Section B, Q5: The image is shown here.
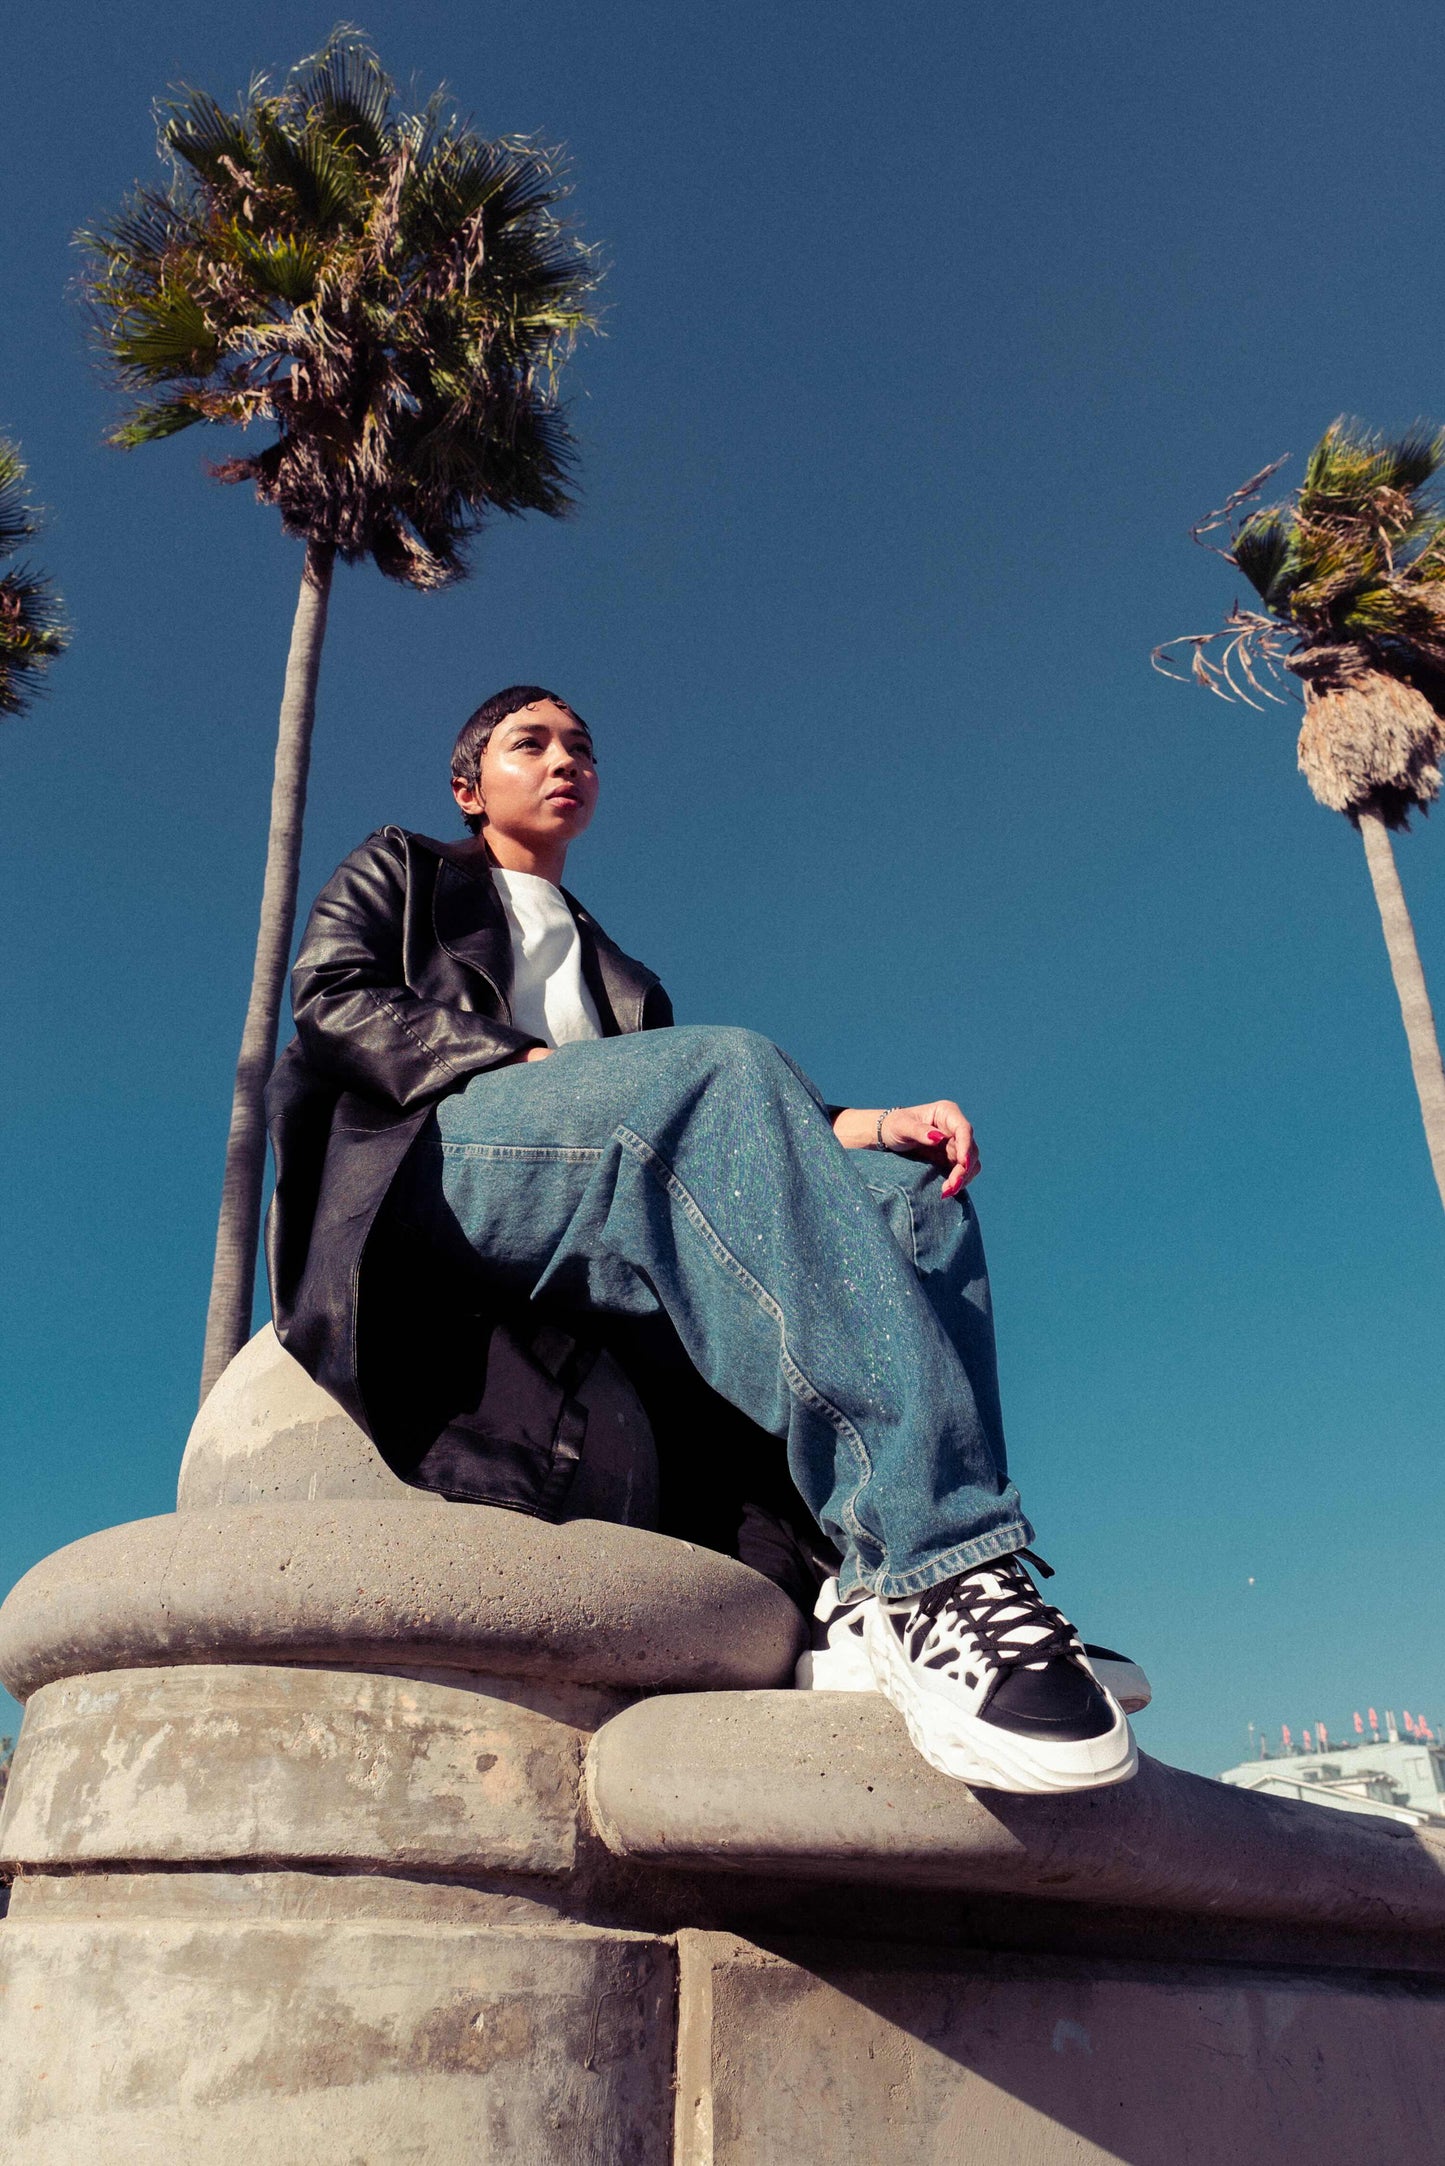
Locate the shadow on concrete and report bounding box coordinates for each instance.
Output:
[710,1939,1445,2164]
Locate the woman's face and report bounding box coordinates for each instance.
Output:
[454,700,599,850]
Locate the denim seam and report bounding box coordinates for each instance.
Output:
[613,1124,875,1548]
[864,1180,919,1270]
[855,1519,1035,1602]
[438,1143,605,1165]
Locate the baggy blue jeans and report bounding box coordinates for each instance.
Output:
[397,1024,1032,1599]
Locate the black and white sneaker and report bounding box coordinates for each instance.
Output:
[1078,1643,1151,1716]
[864,1550,1138,1792]
[794,1578,874,1690]
[795,1575,1151,1714]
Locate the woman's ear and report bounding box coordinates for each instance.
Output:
[452,773,485,822]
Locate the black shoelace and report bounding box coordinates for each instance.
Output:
[911,1549,1080,1674]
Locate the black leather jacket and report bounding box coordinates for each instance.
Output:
[264,825,673,1514]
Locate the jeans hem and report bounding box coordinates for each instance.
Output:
[840,1516,1035,1602]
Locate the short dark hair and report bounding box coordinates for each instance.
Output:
[450,684,590,835]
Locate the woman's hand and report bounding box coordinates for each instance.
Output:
[887,1101,979,1198]
[832,1100,980,1199]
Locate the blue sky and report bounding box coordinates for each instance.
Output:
[3,0,1444,1774]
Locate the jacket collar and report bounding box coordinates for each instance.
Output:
[404,830,658,1033]
[412,832,515,1010]
[428,834,494,876]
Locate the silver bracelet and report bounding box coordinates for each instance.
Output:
[875,1107,900,1151]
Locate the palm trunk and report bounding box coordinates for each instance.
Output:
[1357,803,1445,1213]
[198,540,336,1401]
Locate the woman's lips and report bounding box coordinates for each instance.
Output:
[547,791,583,809]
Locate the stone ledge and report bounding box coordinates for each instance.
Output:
[0,1665,617,1878]
[585,1690,1445,1936]
[0,1504,804,1700]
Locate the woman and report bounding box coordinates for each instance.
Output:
[266,685,1143,1796]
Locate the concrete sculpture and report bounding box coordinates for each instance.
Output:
[2,1328,1444,2162]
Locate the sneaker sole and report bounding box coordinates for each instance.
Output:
[863,1604,1139,1794]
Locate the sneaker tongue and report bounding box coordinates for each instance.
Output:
[960,1567,1056,1662]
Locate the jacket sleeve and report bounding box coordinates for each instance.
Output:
[291,833,538,1109]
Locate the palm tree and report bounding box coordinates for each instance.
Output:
[0,442,68,717]
[78,31,599,1399]
[1156,419,1445,1211]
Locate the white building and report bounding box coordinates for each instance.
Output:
[1219,1725,1445,1828]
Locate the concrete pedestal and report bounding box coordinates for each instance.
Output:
[671,1929,1445,2165]
[1,1883,673,2166]
[3,1331,1445,2162]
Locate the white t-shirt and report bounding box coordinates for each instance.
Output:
[492,866,604,1048]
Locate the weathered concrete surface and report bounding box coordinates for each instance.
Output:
[178,1326,435,1510]
[672,1928,1445,2165]
[179,1325,661,1529]
[0,1664,622,1876]
[0,1503,804,1701]
[6,1868,578,1930]
[587,1690,1445,1933]
[0,1914,675,2166]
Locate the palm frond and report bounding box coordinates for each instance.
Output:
[111,396,210,446]
[0,441,69,719]
[290,28,395,161]
[228,227,323,303]
[161,89,258,184]
[1378,427,1444,495]
[1152,605,1293,710]
[398,135,522,247]
[81,187,197,271]
[252,108,365,229]
[1231,511,1293,606]
[1340,585,1413,637]
[1298,417,1445,529]
[109,286,221,377]
[0,444,41,553]
[1189,455,1291,558]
